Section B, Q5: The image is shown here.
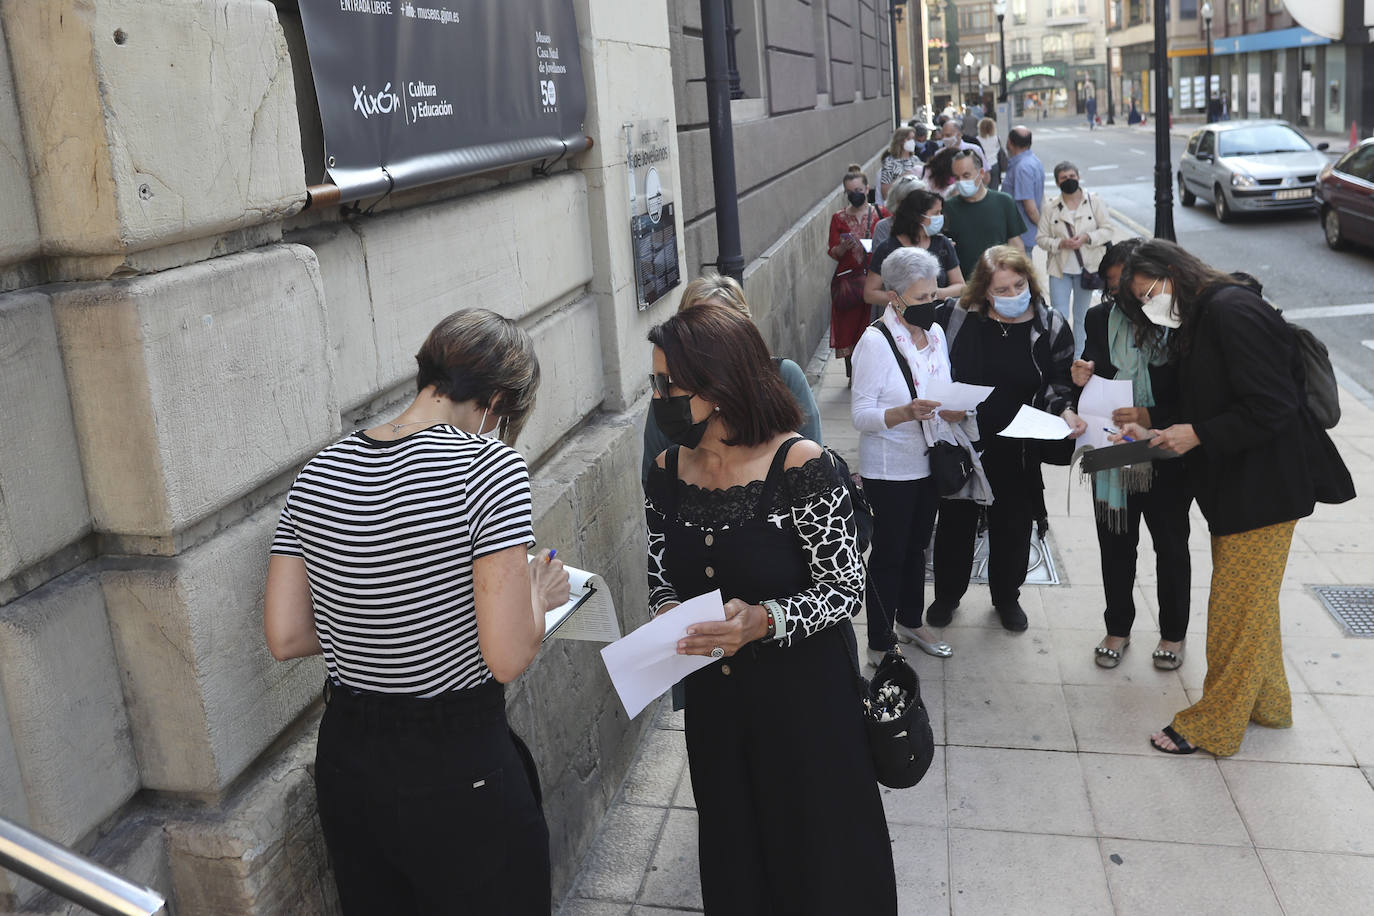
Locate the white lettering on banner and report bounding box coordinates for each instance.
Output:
[352,82,400,119]
[408,81,437,97]
[535,27,563,111]
[340,0,393,14]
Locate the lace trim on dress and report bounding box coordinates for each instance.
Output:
[646,455,838,528]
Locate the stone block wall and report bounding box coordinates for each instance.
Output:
[0,0,890,912]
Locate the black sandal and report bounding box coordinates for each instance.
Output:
[1150,725,1198,755]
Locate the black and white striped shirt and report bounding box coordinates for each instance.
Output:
[270,425,534,696]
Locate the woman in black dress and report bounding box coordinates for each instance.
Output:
[863,188,966,313]
[643,303,896,914]
[928,245,1085,632]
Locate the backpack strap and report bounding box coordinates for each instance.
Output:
[757,436,804,521]
[944,304,969,348]
[874,320,918,400]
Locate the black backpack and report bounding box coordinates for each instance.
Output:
[1283,317,1341,430]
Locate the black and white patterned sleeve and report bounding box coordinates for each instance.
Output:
[773,460,864,646]
[645,496,680,618]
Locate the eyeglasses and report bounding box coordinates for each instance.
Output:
[896,291,941,307]
[649,372,678,398]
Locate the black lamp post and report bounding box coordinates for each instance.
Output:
[993,0,1008,102]
[890,1,908,127]
[1106,36,1115,124]
[1153,0,1176,241]
[1202,1,1215,122]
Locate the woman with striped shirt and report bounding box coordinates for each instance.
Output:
[265,309,569,914]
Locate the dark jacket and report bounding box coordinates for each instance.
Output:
[1077,301,1183,428]
[1180,285,1354,535]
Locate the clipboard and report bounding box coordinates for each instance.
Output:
[1076,438,1179,473]
[538,560,622,643]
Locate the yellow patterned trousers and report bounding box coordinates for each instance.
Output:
[1171,519,1297,757]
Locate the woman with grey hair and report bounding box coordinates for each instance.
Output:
[849,246,966,663]
[265,308,569,913]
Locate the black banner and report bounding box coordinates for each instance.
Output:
[298,0,587,201]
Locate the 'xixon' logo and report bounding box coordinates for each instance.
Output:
[352,83,400,119]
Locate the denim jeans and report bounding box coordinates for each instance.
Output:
[1048,273,1093,358]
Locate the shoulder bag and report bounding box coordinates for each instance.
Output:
[1062,195,1102,290]
[874,321,973,497]
[854,646,936,789]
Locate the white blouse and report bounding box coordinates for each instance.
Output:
[850,309,953,481]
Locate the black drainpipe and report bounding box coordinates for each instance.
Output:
[700,0,745,282]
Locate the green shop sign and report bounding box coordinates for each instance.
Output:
[1006,65,1060,84]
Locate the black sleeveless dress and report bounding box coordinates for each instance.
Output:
[645,439,897,915]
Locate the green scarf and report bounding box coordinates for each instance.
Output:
[1092,305,1170,533]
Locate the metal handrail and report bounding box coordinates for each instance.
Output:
[0,816,167,916]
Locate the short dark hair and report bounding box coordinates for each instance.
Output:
[892,189,942,239]
[1053,160,1079,181]
[1008,127,1032,149]
[1099,237,1143,277]
[951,148,984,171]
[647,303,802,447]
[924,147,959,187]
[415,309,540,443]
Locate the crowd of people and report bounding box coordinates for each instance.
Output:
[257,108,1352,914]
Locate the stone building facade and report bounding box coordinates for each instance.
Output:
[0,1,891,912]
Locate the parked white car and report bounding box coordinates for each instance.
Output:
[1178,120,1332,223]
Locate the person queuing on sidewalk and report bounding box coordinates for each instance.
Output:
[1112,240,1354,756]
[871,173,923,249]
[922,146,961,198]
[864,189,965,315]
[939,118,988,174]
[644,303,897,914]
[942,150,1028,279]
[851,247,962,664]
[927,246,1085,632]
[1069,239,1192,673]
[265,309,569,915]
[878,126,922,208]
[640,273,822,488]
[827,164,888,383]
[1036,160,1116,357]
[999,127,1044,254]
[977,117,1005,191]
[911,122,939,161]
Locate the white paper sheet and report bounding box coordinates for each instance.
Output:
[541,561,622,643]
[998,404,1073,440]
[922,378,996,412]
[860,238,873,253]
[600,590,728,719]
[1076,376,1135,451]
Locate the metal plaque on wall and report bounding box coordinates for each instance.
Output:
[298,0,587,202]
[626,119,680,309]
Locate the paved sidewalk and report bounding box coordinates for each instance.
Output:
[560,356,1374,915]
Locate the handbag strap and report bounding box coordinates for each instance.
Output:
[756,436,803,521]
[874,320,918,400]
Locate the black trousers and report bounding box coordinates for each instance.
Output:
[863,475,939,649]
[684,623,897,915]
[314,680,550,915]
[932,441,1037,608]
[1096,463,1193,642]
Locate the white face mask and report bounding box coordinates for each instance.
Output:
[1140,279,1181,329]
[903,138,917,153]
[478,407,503,440]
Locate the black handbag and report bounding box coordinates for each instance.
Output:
[874,321,973,496]
[1062,208,1102,290]
[855,644,936,789]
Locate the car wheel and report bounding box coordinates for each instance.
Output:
[1322,206,1347,251]
[1178,174,1196,206]
[1213,185,1233,223]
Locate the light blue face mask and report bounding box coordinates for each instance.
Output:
[992,288,1032,319]
[926,213,945,235]
[955,178,980,198]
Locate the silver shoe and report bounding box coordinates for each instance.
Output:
[895,623,953,658]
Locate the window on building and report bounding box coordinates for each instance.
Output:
[1179,0,1197,18]
[959,4,993,32]
[1043,34,1065,60]
[1227,0,1241,22]
[1127,0,1150,26]
[1109,1,1123,27]
[1012,0,1028,25]
[1073,33,1094,60]
[1267,0,1283,11]
[1046,0,1087,15]
[1011,37,1032,64]
[1246,0,1260,15]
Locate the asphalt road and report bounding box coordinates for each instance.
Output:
[1020,117,1374,400]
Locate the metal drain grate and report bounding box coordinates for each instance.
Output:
[1311,586,1374,637]
[926,529,1061,586]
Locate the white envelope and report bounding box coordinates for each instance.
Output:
[599,590,728,719]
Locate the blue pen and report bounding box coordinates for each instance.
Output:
[1104,427,1135,443]
[546,548,557,563]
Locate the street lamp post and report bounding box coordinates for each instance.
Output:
[890,0,907,128]
[963,50,975,112]
[1202,2,1215,123]
[993,0,1008,102]
[1152,0,1175,241]
[1106,36,1115,124]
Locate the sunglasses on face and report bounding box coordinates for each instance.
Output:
[649,372,678,398]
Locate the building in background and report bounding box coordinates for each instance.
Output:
[1107,0,1205,121]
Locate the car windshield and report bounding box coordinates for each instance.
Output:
[1218,125,1311,157]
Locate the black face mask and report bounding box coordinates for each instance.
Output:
[902,301,937,330]
[652,395,711,449]
[1058,178,1080,195]
[846,189,867,207]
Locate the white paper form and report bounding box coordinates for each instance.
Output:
[542,562,622,643]
[860,238,873,253]
[600,590,728,719]
[998,404,1074,440]
[1076,376,1135,451]
[922,378,996,412]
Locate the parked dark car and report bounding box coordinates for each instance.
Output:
[1315,137,1374,251]
[1177,120,1331,222]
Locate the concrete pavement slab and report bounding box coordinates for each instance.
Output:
[1080,754,1251,847]
[946,746,1095,837]
[948,828,1113,916]
[1220,760,1374,855]
[1258,848,1374,916]
[1100,839,1282,916]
